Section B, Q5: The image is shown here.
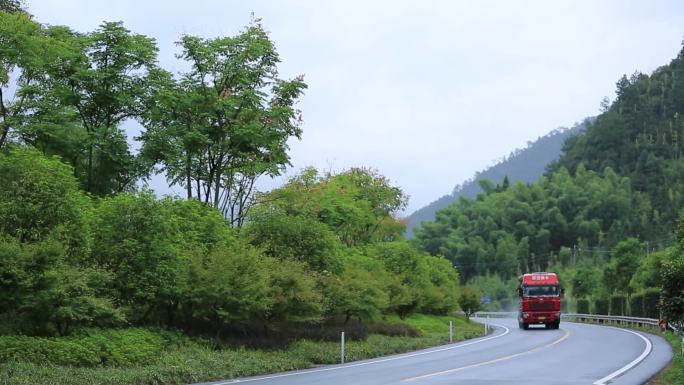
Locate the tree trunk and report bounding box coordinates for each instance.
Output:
[0,88,9,149]
[87,138,94,193]
[0,125,8,150]
[213,155,223,208]
[185,150,192,200]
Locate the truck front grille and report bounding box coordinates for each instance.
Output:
[529,301,555,310]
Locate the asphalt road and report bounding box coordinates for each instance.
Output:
[195,318,673,385]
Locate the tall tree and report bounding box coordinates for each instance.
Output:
[141,19,306,226]
[31,22,159,195]
[0,11,49,149]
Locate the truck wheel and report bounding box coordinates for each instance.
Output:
[553,320,560,329]
[521,323,529,330]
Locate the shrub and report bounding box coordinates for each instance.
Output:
[0,148,90,254]
[576,298,590,314]
[367,322,420,337]
[0,336,100,366]
[0,329,167,367]
[629,294,644,317]
[610,294,627,316]
[643,287,661,319]
[457,287,482,320]
[594,298,609,315]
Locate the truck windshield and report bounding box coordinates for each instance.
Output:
[524,285,558,297]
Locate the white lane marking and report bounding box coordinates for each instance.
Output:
[402,327,571,382]
[593,327,652,385]
[212,324,511,384]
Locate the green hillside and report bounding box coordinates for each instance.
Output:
[405,120,589,237]
[413,41,684,321]
[553,45,684,238]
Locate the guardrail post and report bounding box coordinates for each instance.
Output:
[340,331,345,364]
[450,320,454,343]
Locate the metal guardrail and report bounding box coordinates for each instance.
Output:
[471,311,517,319]
[470,311,669,331]
[470,311,684,354]
[561,313,660,329]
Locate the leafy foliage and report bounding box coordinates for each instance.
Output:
[90,191,182,324]
[594,298,609,315]
[16,22,159,195]
[629,293,644,317]
[643,288,661,319]
[140,20,306,225]
[0,13,473,385]
[0,11,54,149]
[576,298,590,314]
[609,294,627,316]
[258,167,408,246]
[323,257,389,324]
[457,287,482,320]
[244,211,341,272]
[414,165,640,282]
[553,43,684,239]
[661,256,684,328]
[0,148,89,253]
[604,238,642,294]
[0,238,122,336]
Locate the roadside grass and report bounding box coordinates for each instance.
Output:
[649,331,684,385]
[0,314,484,385]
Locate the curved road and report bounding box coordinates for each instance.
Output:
[196,318,672,385]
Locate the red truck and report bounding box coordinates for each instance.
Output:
[517,272,562,330]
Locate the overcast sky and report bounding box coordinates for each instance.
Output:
[28,1,684,214]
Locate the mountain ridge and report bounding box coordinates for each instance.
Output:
[404,119,592,237]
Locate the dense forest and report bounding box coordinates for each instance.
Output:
[405,120,589,237]
[0,5,462,341]
[413,40,684,325]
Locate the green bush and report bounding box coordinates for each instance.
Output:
[0,315,484,385]
[629,294,644,317]
[594,298,609,315]
[0,329,167,367]
[643,288,661,319]
[576,298,590,314]
[0,336,100,366]
[610,294,627,316]
[367,322,420,337]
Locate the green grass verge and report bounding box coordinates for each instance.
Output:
[649,331,684,385]
[0,314,484,385]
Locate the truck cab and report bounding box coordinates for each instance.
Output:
[517,272,562,330]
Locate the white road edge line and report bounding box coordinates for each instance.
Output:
[593,327,653,385]
[402,327,571,382]
[211,324,511,384]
